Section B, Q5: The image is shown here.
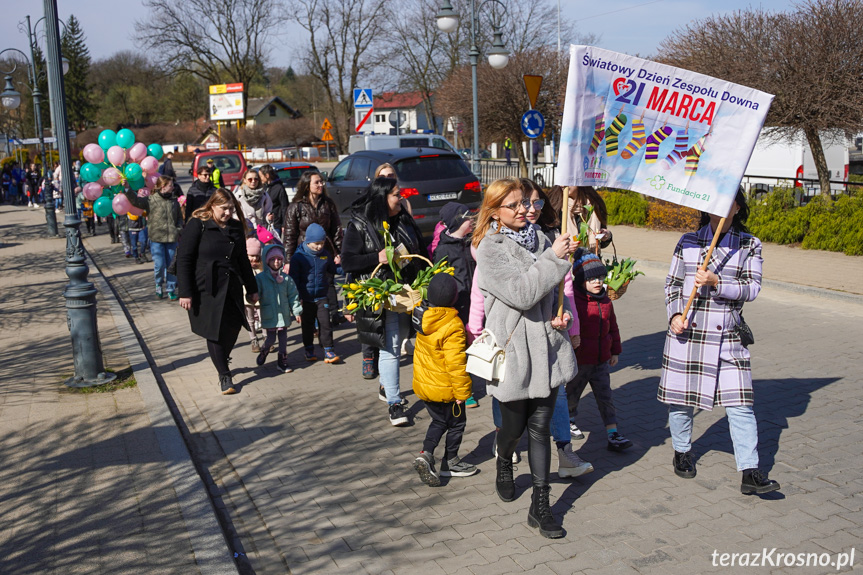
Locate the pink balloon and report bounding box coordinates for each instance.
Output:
[83,182,102,201]
[140,156,159,175]
[145,173,159,188]
[83,143,104,164]
[112,194,131,216]
[107,145,126,166]
[128,142,147,163]
[137,188,151,197]
[128,204,143,217]
[102,167,122,186]
[97,176,108,188]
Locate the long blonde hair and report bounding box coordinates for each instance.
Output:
[374,163,396,178]
[192,188,249,236]
[472,177,523,248]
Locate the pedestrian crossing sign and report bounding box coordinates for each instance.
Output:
[353,88,373,108]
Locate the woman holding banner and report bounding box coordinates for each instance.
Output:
[474,177,578,538]
[659,189,779,495]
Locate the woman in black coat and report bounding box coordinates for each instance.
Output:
[177,189,259,395]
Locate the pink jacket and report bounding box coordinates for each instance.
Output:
[466,243,579,343]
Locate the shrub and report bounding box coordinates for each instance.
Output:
[802,194,863,255]
[599,189,649,226]
[646,199,701,231]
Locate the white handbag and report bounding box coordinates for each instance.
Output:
[465,329,508,383]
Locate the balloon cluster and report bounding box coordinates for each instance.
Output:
[80,129,165,218]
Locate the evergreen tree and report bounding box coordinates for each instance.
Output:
[60,15,94,130]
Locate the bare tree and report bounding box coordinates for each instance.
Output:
[658,0,863,196]
[136,0,280,111]
[293,0,389,152]
[436,47,568,176]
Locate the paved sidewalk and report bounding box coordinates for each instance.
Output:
[3,203,862,575]
[0,206,207,574]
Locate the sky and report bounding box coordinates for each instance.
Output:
[0,0,791,72]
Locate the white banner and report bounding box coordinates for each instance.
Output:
[558,45,774,217]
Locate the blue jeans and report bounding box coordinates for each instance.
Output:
[151,241,177,292]
[668,404,759,471]
[493,386,569,443]
[380,310,409,405]
[129,230,144,257]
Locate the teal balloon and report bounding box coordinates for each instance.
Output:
[124,163,143,181]
[110,185,124,196]
[81,162,103,183]
[98,129,117,150]
[128,177,146,191]
[93,196,113,218]
[147,143,163,160]
[116,129,136,149]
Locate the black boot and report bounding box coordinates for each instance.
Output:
[495,457,516,502]
[673,451,696,478]
[527,485,564,539]
[741,469,780,495]
[219,373,236,395]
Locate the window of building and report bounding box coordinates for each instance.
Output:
[269,105,277,117]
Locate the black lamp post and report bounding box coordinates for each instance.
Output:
[0,15,71,237]
[42,0,114,387]
[436,0,510,178]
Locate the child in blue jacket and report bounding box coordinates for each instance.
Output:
[256,243,303,373]
[289,223,342,364]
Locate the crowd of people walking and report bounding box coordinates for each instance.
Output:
[5,151,780,538]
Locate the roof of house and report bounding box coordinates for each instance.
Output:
[246,97,301,119]
[372,91,427,110]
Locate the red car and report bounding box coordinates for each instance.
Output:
[191,150,250,189]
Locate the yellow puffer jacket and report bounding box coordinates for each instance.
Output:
[412,307,472,403]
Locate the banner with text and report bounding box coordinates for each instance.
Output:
[557,45,774,217]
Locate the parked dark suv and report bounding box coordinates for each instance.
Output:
[324,148,481,235]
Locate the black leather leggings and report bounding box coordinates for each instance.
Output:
[496,394,556,488]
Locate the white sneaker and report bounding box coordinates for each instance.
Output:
[401,337,415,356]
[570,422,585,440]
[493,430,519,464]
[557,444,594,478]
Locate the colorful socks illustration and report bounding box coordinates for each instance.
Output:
[589,114,605,155]
[621,119,646,159]
[685,134,710,175]
[604,113,628,156]
[662,129,690,170]
[644,126,673,164]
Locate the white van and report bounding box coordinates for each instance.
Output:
[744,132,849,196]
[348,134,458,155]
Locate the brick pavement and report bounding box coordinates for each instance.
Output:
[83,208,863,574]
[4,202,862,574]
[0,206,203,574]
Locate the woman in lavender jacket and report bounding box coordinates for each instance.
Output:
[659,189,779,495]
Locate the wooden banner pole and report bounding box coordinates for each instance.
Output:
[557,187,569,318]
[681,215,727,319]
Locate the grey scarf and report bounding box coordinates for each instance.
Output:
[238,183,265,208]
[492,220,538,255]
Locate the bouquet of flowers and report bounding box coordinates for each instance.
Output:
[342,220,454,313]
[604,255,644,300]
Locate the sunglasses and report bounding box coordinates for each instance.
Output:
[245,177,260,182]
[501,199,545,211]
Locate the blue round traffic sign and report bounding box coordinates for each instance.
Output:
[521,110,545,139]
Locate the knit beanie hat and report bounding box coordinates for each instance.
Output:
[439,202,471,233]
[426,272,458,308]
[246,237,262,257]
[265,244,285,265]
[572,249,607,287]
[305,223,326,244]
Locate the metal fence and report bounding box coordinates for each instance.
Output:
[476,159,557,188]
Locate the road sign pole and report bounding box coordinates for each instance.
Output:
[530,140,534,181]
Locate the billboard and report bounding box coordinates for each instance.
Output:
[557,46,774,217]
[209,83,244,121]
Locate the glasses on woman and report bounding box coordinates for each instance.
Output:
[245,177,260,183]
[501,199,544,211]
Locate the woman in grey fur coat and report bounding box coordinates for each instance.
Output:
[474,177,578,539]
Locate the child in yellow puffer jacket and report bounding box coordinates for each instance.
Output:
[412,273,476,487]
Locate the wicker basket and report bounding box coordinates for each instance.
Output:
[369,254,433,313]
[607,280,630,301]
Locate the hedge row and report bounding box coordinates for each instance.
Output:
[598,187,863,256]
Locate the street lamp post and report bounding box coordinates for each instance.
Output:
[436,0,510,179]
[43,0,114,388]
[0,15,70,237]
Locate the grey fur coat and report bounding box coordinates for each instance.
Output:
[476,229,578,402]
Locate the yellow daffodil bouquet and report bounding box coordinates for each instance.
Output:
[342,220,454,314]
